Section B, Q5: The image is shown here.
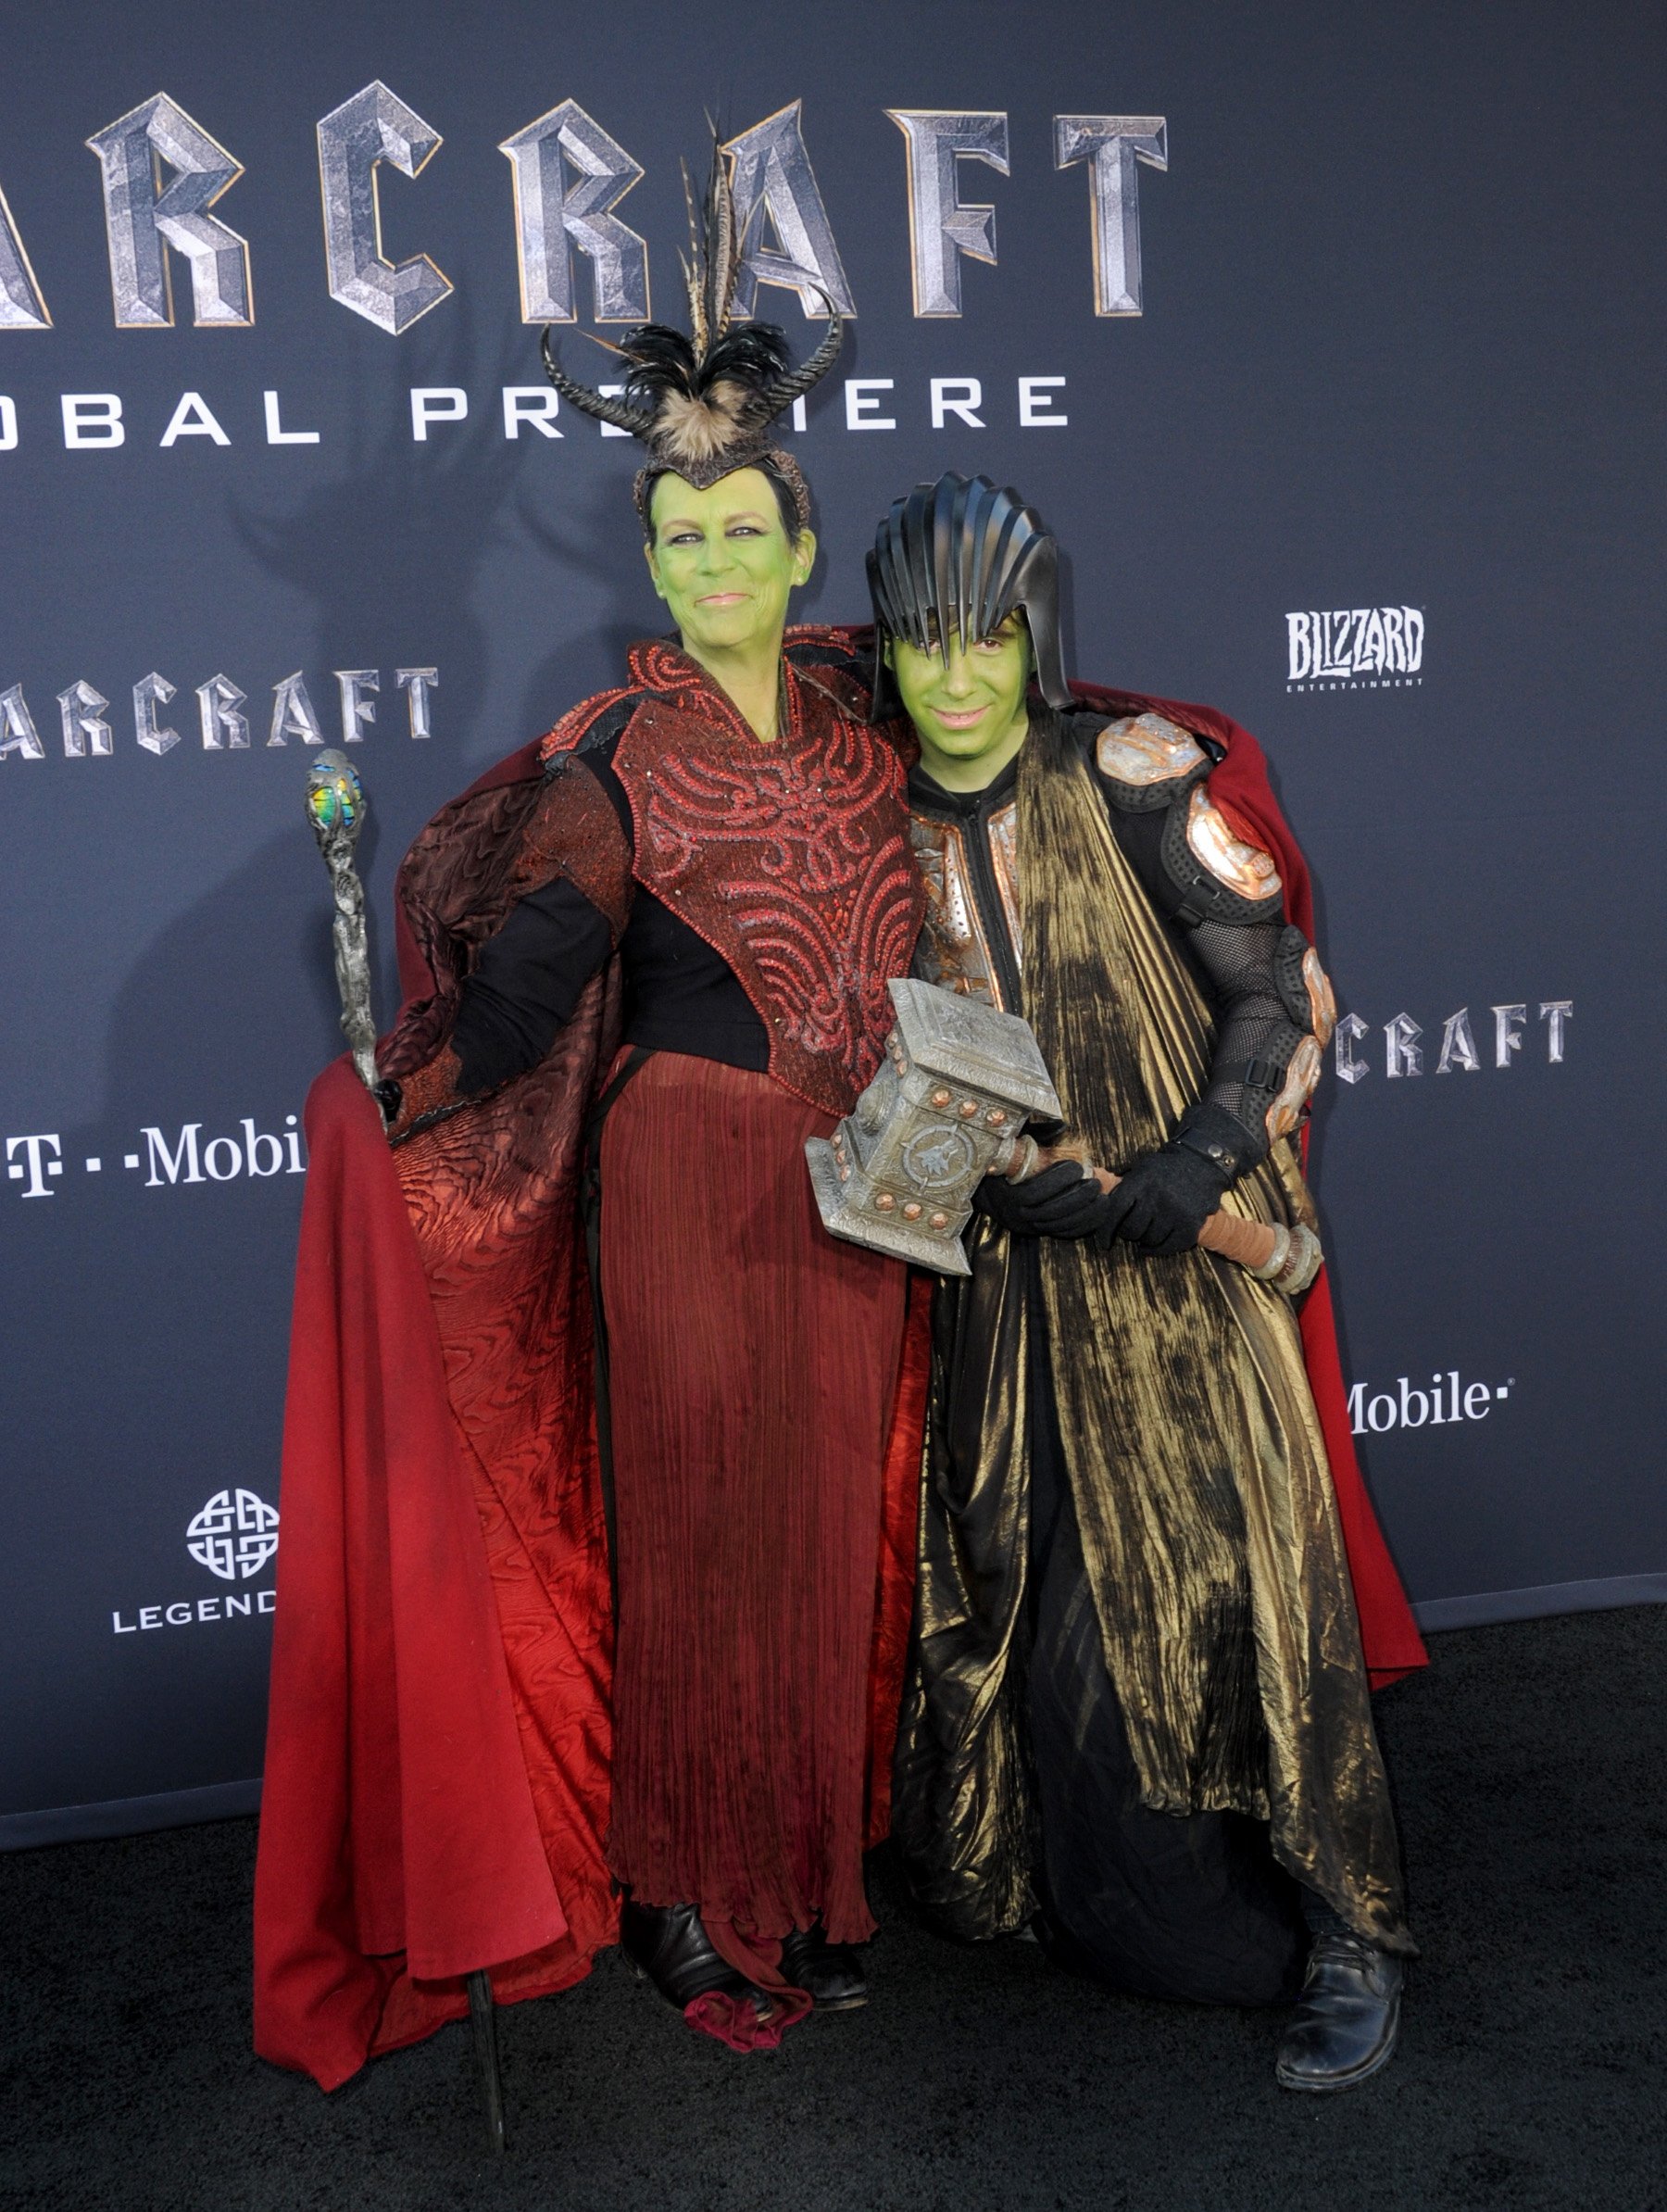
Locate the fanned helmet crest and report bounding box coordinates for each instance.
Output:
[868,473,1072,713]
[540,134,842,525]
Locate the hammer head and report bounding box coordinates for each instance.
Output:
[807,980,1062,1274]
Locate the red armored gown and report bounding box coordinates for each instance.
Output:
[254,634,928,2085]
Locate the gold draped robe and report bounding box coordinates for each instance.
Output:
[893,711,1410,1954]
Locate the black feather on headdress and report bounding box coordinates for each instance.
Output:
[539,131,842,506]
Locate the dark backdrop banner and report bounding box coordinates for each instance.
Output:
[3,0,1662,1847]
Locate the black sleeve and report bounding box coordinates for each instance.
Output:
[450,877,615,1095]
[1180,911,1303,1160]
[1102,798,1306,1170]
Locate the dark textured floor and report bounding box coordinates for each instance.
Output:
[4,1608,1666,2212]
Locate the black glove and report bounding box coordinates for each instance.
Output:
[1097,1137,1233,1257]
[972,1159,1109,1240]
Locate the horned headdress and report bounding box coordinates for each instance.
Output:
[540,138,842,529]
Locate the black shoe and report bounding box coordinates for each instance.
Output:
[779,1922,869,2011]
[620,1901,773,2020]
[1275,1928,1402,2093]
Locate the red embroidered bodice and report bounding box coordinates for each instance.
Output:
[570,637,923,1119]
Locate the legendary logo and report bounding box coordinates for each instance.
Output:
[1285,608,1423,691]
[186,1488,280,1581]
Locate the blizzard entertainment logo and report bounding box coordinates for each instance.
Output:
[1285,608,1423,691]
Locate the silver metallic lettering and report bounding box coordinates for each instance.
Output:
[499,101,649,323]
[1334,1011,1370,1085]
[1053,116,1167,315]
[269,672,326,747]
[58,680,113,758]
[1384,1012,1423,1078]
[1435,1007,1481,1073]
[724,104,855,320]
[86,94,252,329]
[196,674,249,749]
[0,180,50,328]
[133,672,181,757]
[396,667,437,738]
[887,111,1009,318]
[143,1124,203,1186]
[333,669,379,743]
[1538,999,1573,1062]
[0,684,44,760]
[316,82,452,334]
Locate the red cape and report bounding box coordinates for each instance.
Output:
[255,723,929,2093]
[1070,680,1428,1694]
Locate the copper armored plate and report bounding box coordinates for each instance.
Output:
[1095,712,1207,787]
[1185,786,1283,902]
[986,799,1023,969]
[1302,946,1338,1047]
[1266,1034,1323,1140]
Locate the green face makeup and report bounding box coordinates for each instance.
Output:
[645,468,814,660]
[888,615,1034,790]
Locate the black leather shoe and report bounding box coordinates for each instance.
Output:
[620,1900,772,2019]
[1275,1929,1402,2092]
[779,1922,869,2011]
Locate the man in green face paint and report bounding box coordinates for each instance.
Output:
[871,473,1426,2093]
[256,164,929,2087]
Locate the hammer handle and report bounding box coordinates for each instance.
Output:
[1027,1147,1318,1291]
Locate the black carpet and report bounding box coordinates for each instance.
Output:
[5,1608,1665,2212]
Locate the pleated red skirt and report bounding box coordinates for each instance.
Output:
[599,1050,908,1958]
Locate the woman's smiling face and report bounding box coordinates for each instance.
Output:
[645,469,815,656]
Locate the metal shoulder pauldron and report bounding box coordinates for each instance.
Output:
[1161,781,1285,924]
[1093,711,1212,811]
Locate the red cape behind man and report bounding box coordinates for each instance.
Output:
[253,656,1424,2092]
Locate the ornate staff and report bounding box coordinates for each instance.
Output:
[303,749,380,1096]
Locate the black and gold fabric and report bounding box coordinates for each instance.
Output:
[893,707,1411,1990]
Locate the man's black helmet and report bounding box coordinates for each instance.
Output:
[867,472,1071,716]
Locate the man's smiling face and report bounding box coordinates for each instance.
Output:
[887,612,1034,771]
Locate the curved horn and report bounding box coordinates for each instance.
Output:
[540,327,656,435]
[744,283,844,425]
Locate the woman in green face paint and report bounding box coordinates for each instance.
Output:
[641,466,817,738]
[305,161,926,2066]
